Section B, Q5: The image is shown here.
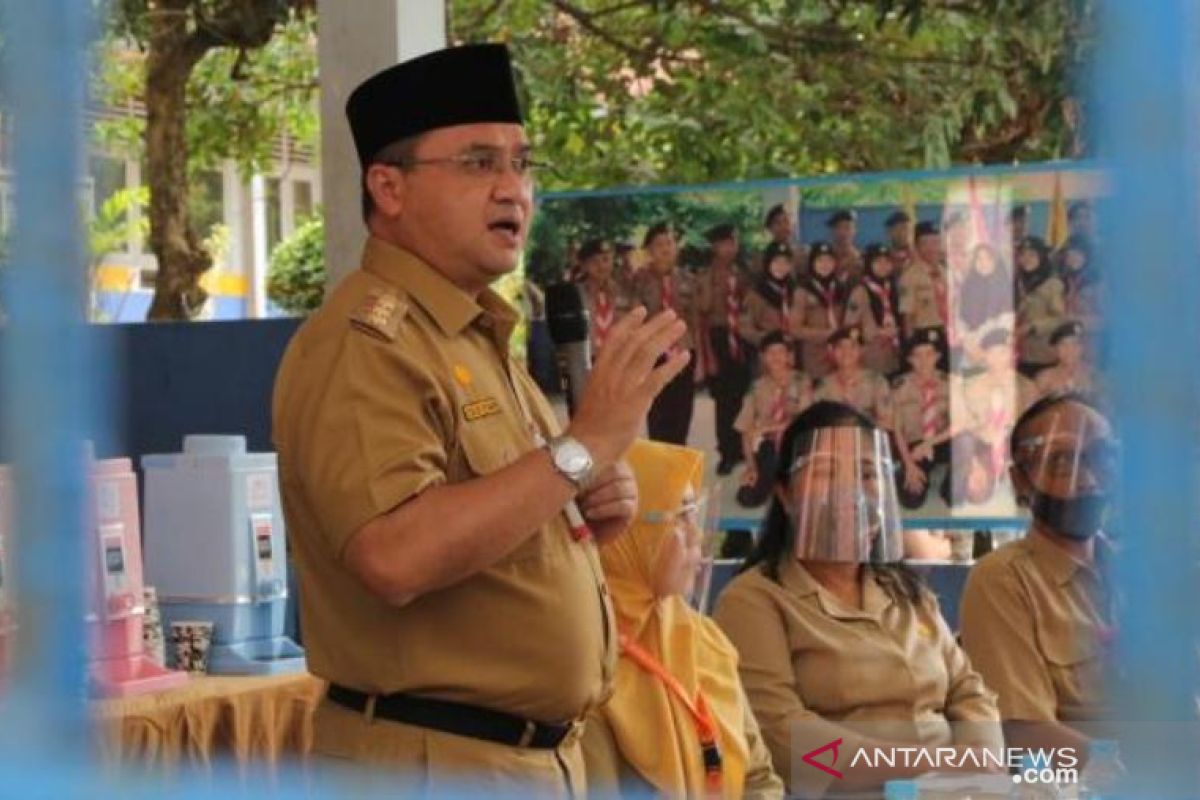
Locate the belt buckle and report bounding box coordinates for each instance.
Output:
[517,719,537,748]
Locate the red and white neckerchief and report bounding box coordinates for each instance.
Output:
[864,278,899,348]
[919,379,941,441]
[593,288,615,350]
[817,281,839,330]
[986,388,1012,478]
[724,271,742,360]
[768,381,789,448]
[660,275,685,355]
[661,274,675,312]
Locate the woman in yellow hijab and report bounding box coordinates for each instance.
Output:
[582,439,784,798]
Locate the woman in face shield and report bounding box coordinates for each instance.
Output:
[712,402,1003,797]
[582,439,785,799]
[960,392,1118,763]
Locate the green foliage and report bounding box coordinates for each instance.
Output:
[451,0,1093,190]
[93,7,318,178]
[267,215,324,314]
[88,186,148,264]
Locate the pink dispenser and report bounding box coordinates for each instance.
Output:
[86,455,187,697]
[0,466,13,687]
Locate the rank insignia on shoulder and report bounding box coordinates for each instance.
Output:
[351,289,407,341]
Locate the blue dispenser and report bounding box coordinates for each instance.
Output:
[142,435,304,675]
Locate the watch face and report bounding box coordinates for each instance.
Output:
[558,442,590,473]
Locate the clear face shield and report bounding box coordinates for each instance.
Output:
[784,426,905,563]
[640,486,719,608]
[1011,403,1118,541]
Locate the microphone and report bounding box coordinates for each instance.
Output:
[545,282,592,417]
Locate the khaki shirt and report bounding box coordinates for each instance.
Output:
[714,561,1002,797]
[891,372,951,445]
[833,242,864,284]
[890,244,914,273]
[791,283,844,379]
[1035,364,1100,398]
[734,373,814,440]
[1016,276,1066,366]
[632,267,701,352]
[739,288,788,348]
[698,262,749,331]
[898,258,947,333]
[581,683,785,799]
[960,534,1115,723]
[844,283,902,376]
[272,237,616,723]
[579,279,632,352]
[814,369,892,427]
[1063,276,1103,328]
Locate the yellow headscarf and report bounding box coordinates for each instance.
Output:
[598,439,749,798]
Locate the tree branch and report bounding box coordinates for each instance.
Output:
[551,0,657,62]
[468,0,509,30]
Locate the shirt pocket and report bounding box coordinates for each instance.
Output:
[1036,623,1103,711]
[458,415,549,566]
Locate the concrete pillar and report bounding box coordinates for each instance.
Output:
[249,174,269,319]
[317,0,446,292]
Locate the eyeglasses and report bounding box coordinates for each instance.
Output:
[382,152,554,180]
[1013,435,1120,481]
[641,500,703,529]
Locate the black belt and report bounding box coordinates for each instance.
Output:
[326,684,574,750]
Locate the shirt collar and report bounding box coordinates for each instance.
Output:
[360,236,518,343]
[779,559,894,621]
[1025,530,1107,587]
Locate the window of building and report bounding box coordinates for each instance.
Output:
[90,154,126,215]
[265,177,283,253]
[293,178,314,223]
[187,170,225,243]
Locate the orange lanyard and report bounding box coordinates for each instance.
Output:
[619,632,724,797]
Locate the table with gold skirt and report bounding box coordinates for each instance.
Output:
[92,673,325,773]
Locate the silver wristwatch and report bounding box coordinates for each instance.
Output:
[547,435,595,490]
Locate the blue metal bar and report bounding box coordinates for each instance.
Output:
[0,0,97,762]
[717,515,1030,533]
[1098,0,1200,793]
[539,159,1106,202]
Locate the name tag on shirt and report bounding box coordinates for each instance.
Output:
[462,397,501,422]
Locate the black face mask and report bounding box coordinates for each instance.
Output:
[1028,490,1109,541]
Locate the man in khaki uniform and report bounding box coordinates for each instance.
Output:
[733,331,812,508]
[885,210,914,273]
[957,329,1039,502]
[1035,320,1103,401]
[813,327,892,427]
[756,204,806,279]
[696,223,754,475]
[272,45,689,794]
[632,222,702,445]
[898,220,948,336]
[827,208,864,283]
[960,393,1118,759]
[576,238,631,354]
[891,327,952,509]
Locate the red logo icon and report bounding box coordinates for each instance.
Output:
[802,737,844,779]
